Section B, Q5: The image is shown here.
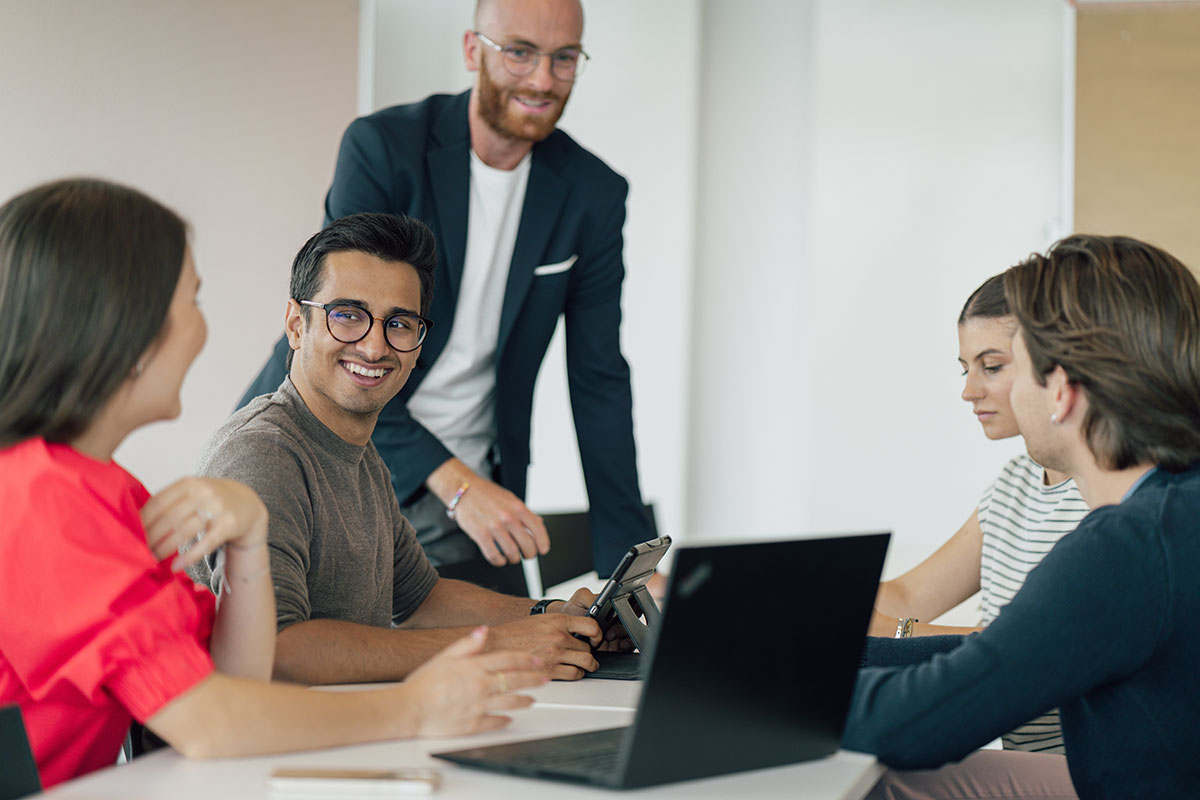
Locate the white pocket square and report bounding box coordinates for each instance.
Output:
[533,255,578,276]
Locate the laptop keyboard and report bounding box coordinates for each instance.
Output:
[497,726,627,777]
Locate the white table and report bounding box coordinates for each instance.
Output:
[39,678,883,799]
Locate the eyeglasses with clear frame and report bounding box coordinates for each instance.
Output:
[299,300,433,353]
[473,30,589,81]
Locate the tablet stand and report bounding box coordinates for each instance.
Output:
[612,584,661,652]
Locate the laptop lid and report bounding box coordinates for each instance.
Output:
[615,533,889,788]
[435,532,888,790]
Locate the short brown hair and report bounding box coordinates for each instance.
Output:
[0,179,186,448]
[1004,234,1200,471]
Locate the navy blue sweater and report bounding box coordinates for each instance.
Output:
[843,464,1200,799]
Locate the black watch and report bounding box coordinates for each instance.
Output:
[529,598,563,615]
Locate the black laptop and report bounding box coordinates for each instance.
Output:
[434,533,889,790]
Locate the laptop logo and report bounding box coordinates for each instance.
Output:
[676,560,713,599]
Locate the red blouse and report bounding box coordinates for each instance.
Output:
[0,438,216,787]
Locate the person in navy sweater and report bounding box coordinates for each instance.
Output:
[844,234,1200,800]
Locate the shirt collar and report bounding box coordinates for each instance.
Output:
[1121,466,1158,502]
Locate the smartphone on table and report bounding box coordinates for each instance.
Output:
[269,767,441,796]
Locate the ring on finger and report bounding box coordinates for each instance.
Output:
[197,508,215,539]
[180,508,214,553]
[179,530,203,554]
[497,671,510,693]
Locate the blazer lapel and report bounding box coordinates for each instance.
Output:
[427,93,471,301]
[498,149,567,355]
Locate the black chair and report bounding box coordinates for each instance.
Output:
[538,504,658,587]
[1,704,41,800]
[123,720,167,761]
[434,505,658,596]
[436,558,529,596]
[535,511,595,589]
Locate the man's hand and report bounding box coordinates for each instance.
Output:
[428,458,550,567]
[559,587,634,653]
[455,477,550,566]
[487,613,601,680]
[559,586,596,616]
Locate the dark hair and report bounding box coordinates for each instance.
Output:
[1004,234,1200,471]
[0,179,186,448]
[958,273,1010,324]
[290,213,436,315]
[286,213,436,369]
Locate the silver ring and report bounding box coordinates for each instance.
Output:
[178,530,204,554]
[197,508,214,539]
[178,509,214,554]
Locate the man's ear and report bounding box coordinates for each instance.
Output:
[463,29,481,73]
[1048,365,1083,425]
[284,299,305,353]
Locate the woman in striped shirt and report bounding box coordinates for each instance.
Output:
[869,273,1089,755]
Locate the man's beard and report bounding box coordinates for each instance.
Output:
[476,56,570,143]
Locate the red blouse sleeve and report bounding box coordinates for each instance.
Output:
[0,463,216,723]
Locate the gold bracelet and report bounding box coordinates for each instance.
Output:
[894,617,918,638]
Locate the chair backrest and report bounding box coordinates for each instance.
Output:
[538,505,658,588]
[435,559,529,596]
[434,505,659,598]
[536,511,594,589]
[0,704,41,800]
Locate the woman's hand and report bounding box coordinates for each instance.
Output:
[141,477,268,571]
[400,627,546,738]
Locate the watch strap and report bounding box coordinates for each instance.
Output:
[529,598,564,615]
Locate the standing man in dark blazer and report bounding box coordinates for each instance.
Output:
[239,0,652,579]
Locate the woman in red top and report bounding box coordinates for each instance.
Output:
[0,178,544,788]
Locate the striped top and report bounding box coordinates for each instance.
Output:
[978,453,1090,753]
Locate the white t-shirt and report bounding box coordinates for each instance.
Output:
[978,452,1090,754]
[407,150,531,475]
[978,453,1090,624]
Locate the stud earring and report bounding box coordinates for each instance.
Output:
[1050,413,1058,424]
[133,360,144,378]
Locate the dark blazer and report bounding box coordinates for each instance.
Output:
[241,91,650,574]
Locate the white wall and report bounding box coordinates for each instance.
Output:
[687,0,818,544]
[800,0,1069,583]
[689,1,1070,611]
[0,0,359,490]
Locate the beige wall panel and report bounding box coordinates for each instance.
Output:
[1076,5,1200,271]
[0,0,359,488]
